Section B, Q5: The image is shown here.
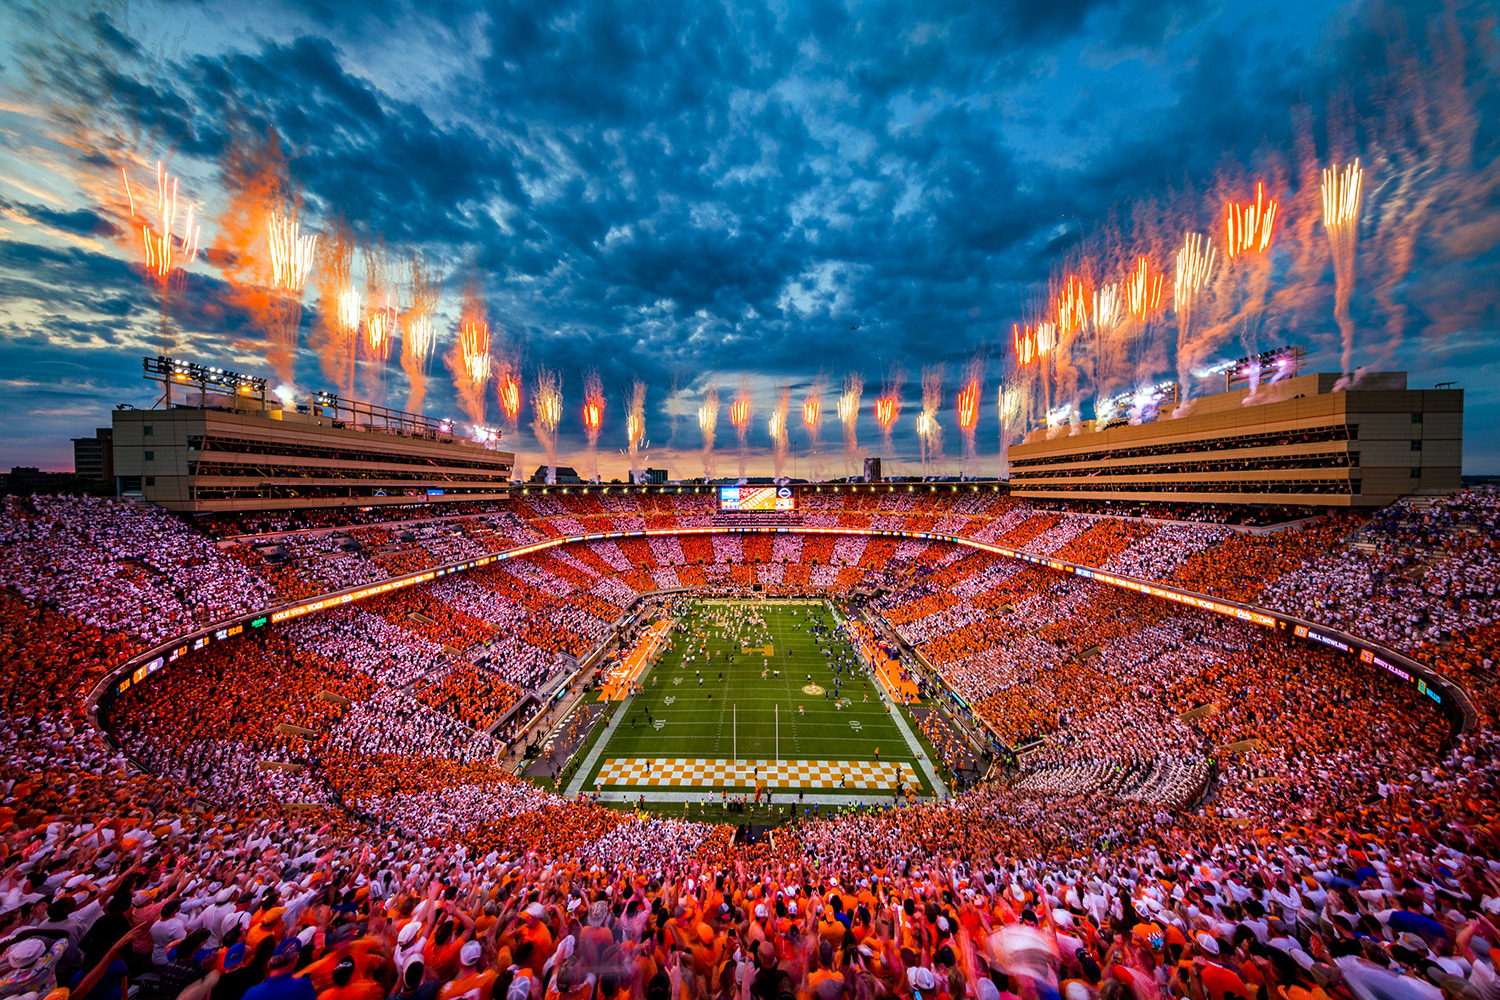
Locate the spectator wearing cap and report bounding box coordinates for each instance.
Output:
[1194,932,1249,1000]
[0,938,67,999]
[243,939,315,1000]
[390,957,437,1000]
[438,941,496,1000]
[316,955,385,1000]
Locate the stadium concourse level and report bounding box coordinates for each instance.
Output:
[0,490,1496,1000]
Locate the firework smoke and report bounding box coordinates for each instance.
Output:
[119,160,200,354]
[582,371,604,483]
[311,217,359,399]
[1322,160,1364,382]
[838,372,863,477]
[957,355,984,474]
[730,379,753,480]
[446,274,490,426]
[626,379,647,484]
[532,368,562,483]
[358,246,397,413]
[801,376,825,479]
[1172,232,1217,399]
[400,251,440,414]
[769,387,790,480]
[216,129,307,386]
[697,381,719,480]
[875,364,904,457]
[919,364,944,477]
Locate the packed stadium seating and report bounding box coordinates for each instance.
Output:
[0,486,1496,1000]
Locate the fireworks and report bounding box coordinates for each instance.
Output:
[582,370,605,480]
[312,218,359,400]
[365,300,395,360]
[267,211,316,292]
[532,368,562,482]
[536,379,562,427]
[956,381,979,431]
[731,380,753,479]
[838,373,863,475]
[583,401,603,431]
[802,396,820,430]
[1322,160,1365,379]
[1093,283,1121,332]
[957,356,983,477]
[1012,323,1057,366]
[875,364,903,459]
[499,373,522,421]
[1322,161,1364,228]
[459,319,491,385]
[120,161,200,279]
[770,387,790,479]
[698,382,720,479]
[448,274,491,425]
[400,251,441,414]
[337,286,361,332]
[404,316,434,360]
[119,160,201,353]
[1056,275,1089,335]
[625,378,647,484]
[1225,182,1279,257]
[1126,257,1165,318]
[1174,233,1217,308]
[919,364,944,477]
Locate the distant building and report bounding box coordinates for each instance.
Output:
[528,466,583,484]
[644,468,669,485]
[862,457,882,483]
[2,467,73,495]
[72,427,114,482]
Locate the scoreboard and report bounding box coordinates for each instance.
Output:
[718,485,795,512]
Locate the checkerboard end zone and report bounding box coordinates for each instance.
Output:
[595,757,918,790]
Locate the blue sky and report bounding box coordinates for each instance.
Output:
[0,0,1496,479]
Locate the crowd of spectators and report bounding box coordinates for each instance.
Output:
[4,486,1500,1000]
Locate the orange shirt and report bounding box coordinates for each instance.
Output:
[318,981,386,1000]
[439,970,499,1000]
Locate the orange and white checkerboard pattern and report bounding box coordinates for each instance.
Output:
[595,757,918,790]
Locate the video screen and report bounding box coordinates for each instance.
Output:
[718,485,795,512]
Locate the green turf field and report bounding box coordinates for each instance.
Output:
[580,599,930,794]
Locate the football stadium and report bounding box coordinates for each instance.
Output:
[4,3,1500,1000]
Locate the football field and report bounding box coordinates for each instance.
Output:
[578,599,931,796]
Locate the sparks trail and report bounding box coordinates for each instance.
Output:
[119,160,201,353]
[1322,160,1364,381]
[623,379,648,484]
[1225,183,1279,257]
[400,251,441,414]
[875,363,904,462]
[580,371,605,483]
[533,368,562,483]
[1173,232,1217,397]
[838,373,863,478]
[730,380,753,480]
[769,387,790,480]
[697,382,719,481]
[919,364,944,477]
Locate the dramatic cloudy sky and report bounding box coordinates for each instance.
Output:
[0,0,1496,479]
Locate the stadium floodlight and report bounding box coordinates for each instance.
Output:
[145,356,267,407]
